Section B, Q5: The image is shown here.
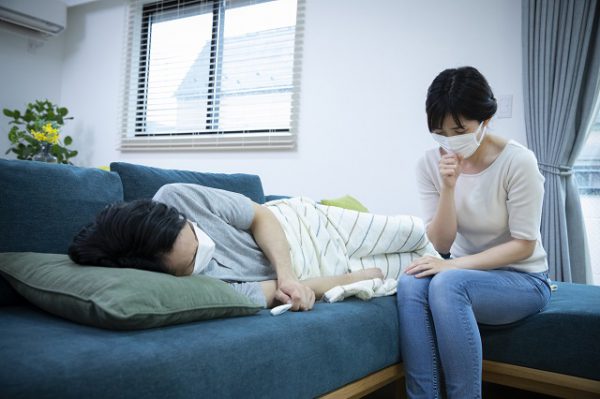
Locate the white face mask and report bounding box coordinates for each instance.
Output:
[189,221,216,275]
[431,121,487,159]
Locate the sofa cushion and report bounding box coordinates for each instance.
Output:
[110,162,266,203]
[0,253,260,330]
[0,159,123,306]
[320,194,369,212]
[481,282,600,381]
[0,296,399,399]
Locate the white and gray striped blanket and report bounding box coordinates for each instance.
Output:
[265,197,438,281]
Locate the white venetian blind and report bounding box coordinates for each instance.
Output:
[119,0,303,150]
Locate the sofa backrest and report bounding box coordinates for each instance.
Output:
[0,159,124,306]
[110,162,266,203]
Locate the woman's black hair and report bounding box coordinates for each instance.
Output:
[68,199,187,274]
[425,66,497,132]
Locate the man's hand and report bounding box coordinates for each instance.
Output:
[405,255,457,278]
[275,279,315,311]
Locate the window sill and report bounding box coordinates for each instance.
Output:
[119,131,296,151]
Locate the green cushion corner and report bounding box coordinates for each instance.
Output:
[0,252,261,330]
[320,195,369,212]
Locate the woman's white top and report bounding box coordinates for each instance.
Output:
[416,139,548,273]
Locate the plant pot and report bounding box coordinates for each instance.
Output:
[33,142,58,163]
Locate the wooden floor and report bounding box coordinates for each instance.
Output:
[363,380,560,398]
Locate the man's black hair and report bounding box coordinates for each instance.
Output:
[68,199,186,274]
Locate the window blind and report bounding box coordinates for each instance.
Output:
[119,0,304,151]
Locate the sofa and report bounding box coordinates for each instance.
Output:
[0,158,599,399]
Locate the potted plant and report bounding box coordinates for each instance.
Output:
[4,100,78,164]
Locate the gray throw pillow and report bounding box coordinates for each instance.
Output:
[0,252,260,330]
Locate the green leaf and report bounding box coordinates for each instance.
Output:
[58,107,68,117]
[8,130,17,143]
[3,109,14,117]
[15,143,29,160]
[23,110,34,122]
[64,136,73,145]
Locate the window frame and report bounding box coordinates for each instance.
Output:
[119,0,303,151]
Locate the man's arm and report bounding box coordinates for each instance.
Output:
[250,203,315,311]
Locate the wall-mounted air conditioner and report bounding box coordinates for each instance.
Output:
[0,0,67,38]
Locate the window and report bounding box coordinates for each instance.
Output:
[574,112,600,285]
[119,0,303,150]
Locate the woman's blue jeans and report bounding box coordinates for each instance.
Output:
[396,268,551,399]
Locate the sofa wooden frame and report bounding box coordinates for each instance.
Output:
[320,361,600,399]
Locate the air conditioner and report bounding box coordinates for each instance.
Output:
[0,0,67,38]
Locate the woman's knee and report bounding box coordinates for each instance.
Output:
[428,270,472,309]
[397,273,431,302]
[429,269,470,288]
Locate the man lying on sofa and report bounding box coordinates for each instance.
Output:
[69,183,437,311]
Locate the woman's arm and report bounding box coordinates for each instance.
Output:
[250,203,315,311]
[425,152,463,254]
[426,185,458,254]
[450,238,536,270]
[406,238,536,277]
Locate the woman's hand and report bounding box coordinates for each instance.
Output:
[438,150,463,189]
[405,255,457,278]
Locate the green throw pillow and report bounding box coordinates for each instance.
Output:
[320,195,369,212]
[0,252,261,330]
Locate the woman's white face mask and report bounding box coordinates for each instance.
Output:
[189,221,216,275]
[431,121,486,159]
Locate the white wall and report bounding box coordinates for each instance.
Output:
[2,0,526,216]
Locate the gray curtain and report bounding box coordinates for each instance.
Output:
[522,0,600,283]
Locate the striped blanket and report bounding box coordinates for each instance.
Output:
[265,197,438,281]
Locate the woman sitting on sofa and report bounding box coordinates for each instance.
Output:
[396,66,553,398]
[69,183,437,311]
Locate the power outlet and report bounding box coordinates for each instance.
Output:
[496,95,513,119]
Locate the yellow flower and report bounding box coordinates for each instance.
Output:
[42,123,58,136]
[30,122,60,144]
[31,129,46,142]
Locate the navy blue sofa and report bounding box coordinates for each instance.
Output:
[1,159,599,398]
